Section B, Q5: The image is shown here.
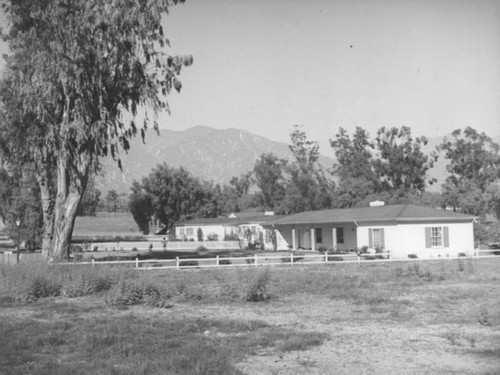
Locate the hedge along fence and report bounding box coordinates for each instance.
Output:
[51,249,498,270]
[71,239,240,252]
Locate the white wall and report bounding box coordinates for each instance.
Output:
[357,221,475,259]
[175,225,230,241]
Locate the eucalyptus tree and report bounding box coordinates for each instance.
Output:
[438,127,500,214]
[373,126,438,193]
[0,0,192,259]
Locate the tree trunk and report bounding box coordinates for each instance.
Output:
[50,191,82,260]
[49,158,88,261]
[38,175,55,258]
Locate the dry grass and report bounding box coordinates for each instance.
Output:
[1,258,500,374]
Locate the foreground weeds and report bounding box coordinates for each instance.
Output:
[1,258,499,374]
[0,302,327,375]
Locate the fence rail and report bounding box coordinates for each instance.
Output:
[49,249,500,270]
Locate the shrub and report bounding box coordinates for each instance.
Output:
[224,233,239,241]
[245,258,255,265]
[328,256,343,262]
[105,280,172,308]
[63,270,116,298]
[408,254,418,259]
[179,260,199,268]
[246,269,272,302]
[317,246,327,252]
[197,228,204,242]
[27,276,62,302]
[281,256,303,263]
[196,246,208,252]
[207,233,219,241]
[219,259,232,266]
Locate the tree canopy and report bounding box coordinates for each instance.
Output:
[0,0,192,259]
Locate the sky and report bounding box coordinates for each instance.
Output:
[0,0,498,157]
[161,0,499,155]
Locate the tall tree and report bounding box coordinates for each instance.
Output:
[129,164,221,233]
[280,126,334,213]
[253,153,287,210]
[0,0,192,259]
[330,127,377,207]
[373,126,437,193]
[105,189,119,216]
[438,127,500,214]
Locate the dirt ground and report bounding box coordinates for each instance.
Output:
[169,281,500,374]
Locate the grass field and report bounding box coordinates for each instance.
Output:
[73,213,141,237]
[1,258,499,374]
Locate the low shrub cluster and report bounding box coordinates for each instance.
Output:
[245,269,272,302]
[105,281,172,308]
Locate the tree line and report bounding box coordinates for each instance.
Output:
[128,125,500,244]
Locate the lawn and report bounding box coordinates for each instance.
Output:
[1,258,499,374]
[73,212,142,237]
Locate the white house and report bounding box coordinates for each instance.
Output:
[175,212,285,250]
[263,204,476,259]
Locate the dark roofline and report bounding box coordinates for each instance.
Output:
[263,204,476,226]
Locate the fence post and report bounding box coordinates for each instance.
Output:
[176,256,179,269]
[254,253,258,267]
[357,253,360,265]
[92,258,95,268]
[325,251,328,264]
[135,257,139,269]
[216,255,219,267]
[291,252,294,266]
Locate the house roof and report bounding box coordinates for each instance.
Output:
[176,213,284,227]
[263,204,476,226]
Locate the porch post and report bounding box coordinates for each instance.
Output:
[311,228,316,251]
[292,228,297,250]
[332,227,337,251]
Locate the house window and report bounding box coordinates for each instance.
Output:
[336,228,344,244]
[251,226,257,234]
[426,227,449,248]
[315,228,323,243]
[179,228,185,236]
[186,228,194,237]
[431,227,442,247]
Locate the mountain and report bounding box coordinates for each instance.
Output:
[97,126,335,194]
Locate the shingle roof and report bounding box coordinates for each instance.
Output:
[176,213,284,227]
[264,204,475,226]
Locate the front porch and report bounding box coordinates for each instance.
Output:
[282,223,359,251]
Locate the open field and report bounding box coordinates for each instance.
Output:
[73,213,141,237]
[1,258,499,374]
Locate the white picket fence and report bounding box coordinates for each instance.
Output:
[51,249,500,270]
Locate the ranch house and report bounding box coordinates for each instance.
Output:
[174,212,286,250]
[263,203,476,259]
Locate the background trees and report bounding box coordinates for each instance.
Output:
[128,164,222,234]
[0,0,192,259]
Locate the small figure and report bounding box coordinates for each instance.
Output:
[148,243,153,252]
[162,236,168,251]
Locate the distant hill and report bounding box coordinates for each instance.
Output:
[97,126,335,194]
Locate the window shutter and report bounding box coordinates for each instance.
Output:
[380,228,385,249]
[369,228,373,248]
[443,227,449,248]
[425,228,431,248]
